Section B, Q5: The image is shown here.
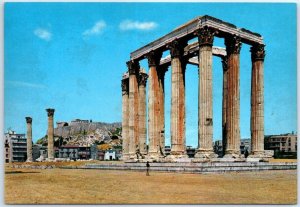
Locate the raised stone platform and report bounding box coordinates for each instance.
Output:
[81,162,297,174]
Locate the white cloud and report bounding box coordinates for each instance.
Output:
[34,28,52,41]
[119,20,158,31]
[7,81,46,89]
[83,20,106,36]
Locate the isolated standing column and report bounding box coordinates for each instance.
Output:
[46,108,55,160]
[250,44,265,156]
[25,117,33,162]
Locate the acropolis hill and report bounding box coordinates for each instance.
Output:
[36,119,121,147]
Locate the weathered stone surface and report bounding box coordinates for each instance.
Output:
[127,61,140,159]
[195,30,217,159]
[25,117,33,162]
[46,108,55,160]
[250,44,265,156]
[168,40,187,156]
[138,71,148,156]
[121,78,129,160]
[224,36,242,157]
[147,51,162,159]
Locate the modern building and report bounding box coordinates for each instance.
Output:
[264,133,297,152]
[214,139,251,157]
[104,149,116,160]
[164,146,171,156]
[58,145,79,160]
[5,130,27,162]
[240,139,251,155]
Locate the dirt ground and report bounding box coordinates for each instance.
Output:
[4,165,297,204]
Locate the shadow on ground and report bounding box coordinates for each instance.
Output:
[5,171,40,174]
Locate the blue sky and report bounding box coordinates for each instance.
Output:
[4,3,297,146]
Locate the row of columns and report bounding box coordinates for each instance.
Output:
[25,108,55,162]
[122,26,266,160]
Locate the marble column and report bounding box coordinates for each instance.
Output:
[147,51,162,158]
[168,40,187,157]
[138,71,148,156]
[157,65,168,155]
[194,27,218,159]
[222,57,228,156]
[127,60,140,159]
[224,35,242,158]
[121,77,129,160]
[250,44,265,156]
[25,117,33,162]
[46,108,55,160]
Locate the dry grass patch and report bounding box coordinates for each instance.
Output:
[4,166,296,205]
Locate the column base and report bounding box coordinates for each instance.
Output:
[222,150,245,161]
[194,149,218,159]
[248,150,274,162]
[45,158,54,162]
[26,158,33,162]
[121,154,130,161]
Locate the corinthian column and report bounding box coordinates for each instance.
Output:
[249,44,265,157]
[194,27,218,159]
[138,70,148,156]
[25,117,33,162]
[157,65,168,155]
[127,60,140,159]
[222,57,228,156]
[224,35,242,158]
[46,108,55,160]
[121,76,129,160]
[168,40,187,157]
[147,51,162,159]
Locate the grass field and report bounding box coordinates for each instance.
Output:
[4,163,297,204]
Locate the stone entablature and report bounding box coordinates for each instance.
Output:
[130,15,263,61]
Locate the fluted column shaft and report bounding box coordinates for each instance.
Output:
[127,61,139,159]
[168,40,187,156]
[147,51,162,158]
[121,78,129,159]
[250,44,265,154]
[46,108,55,160]
[26,117,33,162]
[158,66,168,154]
[138,73,148,155]
[194,27,217,159]
[224,36,242,156]
[222,57,228,155]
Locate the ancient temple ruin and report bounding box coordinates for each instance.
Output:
[121,15,271,162]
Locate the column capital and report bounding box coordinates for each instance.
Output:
[46,108,55,117]
[126,60,140,75]
[250,44,265,61]
[167,39,187,58]
[221,57,228,72]
[146,50,162,67]
[25,117,32,123]
[225,35,242,54]
[138,72,148,86]
[157,65,169,79]
[121,78,129,95]
[195,26,216,47]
